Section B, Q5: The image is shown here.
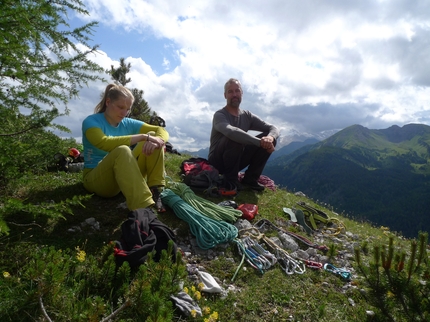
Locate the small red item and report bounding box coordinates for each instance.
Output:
[68,148,80,158]
[237,203,259,220]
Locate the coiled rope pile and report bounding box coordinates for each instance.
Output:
[160,189,238,249]
[168,182,243,223]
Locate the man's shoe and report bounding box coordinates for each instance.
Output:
[150,186,166,212]
[241,179,265,191]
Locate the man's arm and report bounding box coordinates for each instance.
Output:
[213,110,261,146]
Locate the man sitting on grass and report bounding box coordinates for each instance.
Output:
[208,78,280,191]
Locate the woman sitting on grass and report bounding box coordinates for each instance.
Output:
[81,83,168,212]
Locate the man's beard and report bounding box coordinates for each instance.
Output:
[230,97,241,107]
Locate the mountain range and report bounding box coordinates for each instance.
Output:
[263,123,430,238]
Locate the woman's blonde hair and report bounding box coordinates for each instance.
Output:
[94,84,135,113]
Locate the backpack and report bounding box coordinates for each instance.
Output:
[53,149,84,172]
[113,208,177,268]
[148,116,181,155]
[149,115,166,127]
[180,158,239,196]
[180,158,223,194]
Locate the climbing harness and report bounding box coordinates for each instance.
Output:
[323,263,352,281]
[255,218,329,253]
[160,189,238,249]
[296,201,346,236]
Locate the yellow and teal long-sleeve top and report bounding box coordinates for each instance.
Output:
[82,113,169,169]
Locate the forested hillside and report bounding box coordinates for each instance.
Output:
[264,124,430,238]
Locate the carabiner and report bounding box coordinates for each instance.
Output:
[323,263,351,281]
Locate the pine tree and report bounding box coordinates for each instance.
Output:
[0,0,105,136]
[108,58,157,122]
[355,232,430,321]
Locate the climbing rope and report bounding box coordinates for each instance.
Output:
[160,189,238,250]
[168,181,243,223]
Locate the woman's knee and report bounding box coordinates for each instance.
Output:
[113,145,133,154]
[111,145,134,161]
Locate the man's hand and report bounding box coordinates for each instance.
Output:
[260,136,275,153]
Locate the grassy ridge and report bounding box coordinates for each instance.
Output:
[0,152,418,321]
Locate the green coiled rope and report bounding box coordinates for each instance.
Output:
[160,189,238,249]
[168,182,243,223]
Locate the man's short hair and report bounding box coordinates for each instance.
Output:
[224,78,242,93]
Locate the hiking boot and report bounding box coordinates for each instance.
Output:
[241,178,265,191]
[150,186,166,213]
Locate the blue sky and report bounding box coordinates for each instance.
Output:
[55,0,430,151]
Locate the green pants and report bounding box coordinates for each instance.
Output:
[83,142,165,210]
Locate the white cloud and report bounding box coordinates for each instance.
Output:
[56,0,430,151]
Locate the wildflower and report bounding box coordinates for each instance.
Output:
[191,285,196,292]
[198,282,205,291]
[75,246,86,262]
[183,287,189,294]
[190,309,197,318]
[210,311,219,321]
[194,290,201,301]
[3,271,11,278]
[204,311,219,322]
[202,306,211,315]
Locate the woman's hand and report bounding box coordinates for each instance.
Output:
[142,136,165,156]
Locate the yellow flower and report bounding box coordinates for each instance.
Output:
[190,309,197,318]
[194,291,201,301]
[210,311,219,321]
[191,285,196,292]
[3,271,11,278]
[202,306,211,315]
[183,287,189,294]
[198,282,205,291]
[75,246,86,262]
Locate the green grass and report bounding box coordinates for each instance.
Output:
[0,153,418,321]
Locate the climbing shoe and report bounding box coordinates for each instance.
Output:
[150,186,166,213]
[241,178,265,191]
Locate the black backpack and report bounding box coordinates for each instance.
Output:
[180,158,238,196]
[114,208,177,268]
[180,158,222,193]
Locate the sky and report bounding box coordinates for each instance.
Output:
[54,0,430,151]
